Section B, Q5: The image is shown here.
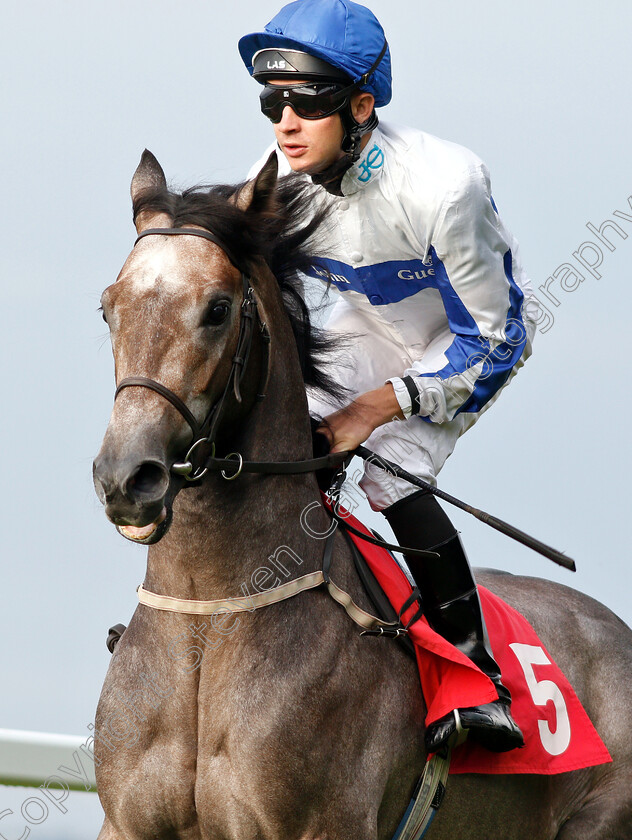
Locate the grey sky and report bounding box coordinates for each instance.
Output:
[1,1,631,835]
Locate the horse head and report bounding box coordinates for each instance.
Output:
[93,149,291,545]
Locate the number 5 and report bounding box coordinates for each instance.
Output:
[509,643,571,756]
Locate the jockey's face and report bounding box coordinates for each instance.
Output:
[267,79,345,175]
[266,80,374,175]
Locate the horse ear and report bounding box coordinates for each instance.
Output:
[131,150,167,198]
[131,150,171,233]
[231,151,278,214]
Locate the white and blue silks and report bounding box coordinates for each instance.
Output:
[249,122,538,510]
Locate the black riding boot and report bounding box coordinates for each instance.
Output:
[384,490,524,754]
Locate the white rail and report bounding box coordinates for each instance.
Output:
[0,729,97,791]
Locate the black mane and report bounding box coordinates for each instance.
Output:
[133,175,345,403]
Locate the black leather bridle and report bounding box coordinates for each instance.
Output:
[114,227,347,482]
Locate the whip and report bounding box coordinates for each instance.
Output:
[353,445,576,572]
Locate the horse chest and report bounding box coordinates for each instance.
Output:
[190,640,422,838]
[98,623,368,836]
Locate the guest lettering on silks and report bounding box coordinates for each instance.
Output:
[239,0,538,755]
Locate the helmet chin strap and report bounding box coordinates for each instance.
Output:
[311,108,379,196]
[341,107,379,160]
[309,37,386,195]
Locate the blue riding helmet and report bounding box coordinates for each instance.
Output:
[238,0,392,108]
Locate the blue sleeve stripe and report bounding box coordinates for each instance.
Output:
[418,249,527,415]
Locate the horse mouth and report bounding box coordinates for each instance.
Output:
[116,506,171,545]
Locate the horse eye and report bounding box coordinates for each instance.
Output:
[204,300,231,326]
[99,306,108,324]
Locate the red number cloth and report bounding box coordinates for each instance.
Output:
[323,495,611,774]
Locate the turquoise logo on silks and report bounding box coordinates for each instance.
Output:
[357,144,384,182]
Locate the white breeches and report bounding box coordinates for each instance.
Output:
[308,297,535,511]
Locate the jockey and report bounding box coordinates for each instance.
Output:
[239,0,537,754]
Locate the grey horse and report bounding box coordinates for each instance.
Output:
[92,150,632,839]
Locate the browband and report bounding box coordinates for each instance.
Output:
[135,227,243,271]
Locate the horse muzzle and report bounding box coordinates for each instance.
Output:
[93,453,173,544]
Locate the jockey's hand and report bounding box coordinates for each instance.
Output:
[317,384,404,454]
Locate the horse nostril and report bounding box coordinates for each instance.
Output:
[93,458,112,504]
[124,461,170,501]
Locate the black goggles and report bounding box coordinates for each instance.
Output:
[259,83,351,123]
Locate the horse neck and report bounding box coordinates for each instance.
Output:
[144,272,332,600]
